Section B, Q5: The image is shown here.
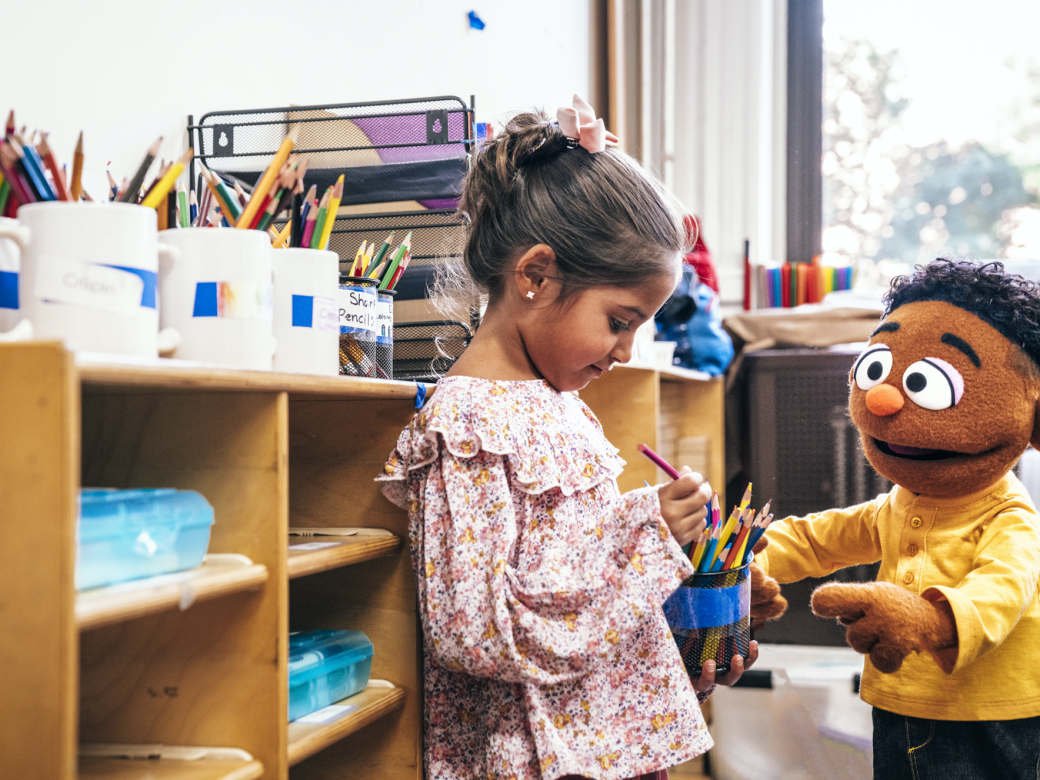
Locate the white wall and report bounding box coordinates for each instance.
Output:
[6,0,589,202]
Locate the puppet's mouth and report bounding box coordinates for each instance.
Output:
[873,439,960,461]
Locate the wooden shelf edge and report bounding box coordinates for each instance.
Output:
[78,756,264,780]
[287,686,406,767]
[77,355,430,399]
[76,560,269,632]
[288,534,401,579]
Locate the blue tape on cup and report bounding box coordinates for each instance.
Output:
[292,295,314,328]
[663,576,750,630]
[0,270,17,309]
[104,265,157,308]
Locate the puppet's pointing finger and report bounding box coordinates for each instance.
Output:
[810,582,877,620]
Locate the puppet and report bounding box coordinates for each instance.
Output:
[750,260,1040,778]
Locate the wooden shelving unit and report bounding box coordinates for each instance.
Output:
[1,343,423,780]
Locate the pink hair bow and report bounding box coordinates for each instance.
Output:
[556,95,619,154]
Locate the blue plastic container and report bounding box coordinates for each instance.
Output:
[76,488,215,590]
[288,629,374,721]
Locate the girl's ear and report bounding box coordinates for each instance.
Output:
[513,244,557,298]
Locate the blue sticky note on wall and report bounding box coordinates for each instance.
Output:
[292,295,314,328]
[468,10,485,29]
[193,282,218,317]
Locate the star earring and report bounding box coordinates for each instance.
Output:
[526,291,535,300]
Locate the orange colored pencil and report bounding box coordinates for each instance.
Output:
[235,127,298,228]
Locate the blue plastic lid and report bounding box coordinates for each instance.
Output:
[78,489,214,542]
[288,630,373,686]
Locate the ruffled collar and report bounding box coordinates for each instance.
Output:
[379,375,625,496]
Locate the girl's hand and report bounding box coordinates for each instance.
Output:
[658,466,712,547]
[692,640,760,691]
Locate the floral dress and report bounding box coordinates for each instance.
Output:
[378,377,712,780]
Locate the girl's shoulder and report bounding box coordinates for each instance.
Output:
[378,376,624,497]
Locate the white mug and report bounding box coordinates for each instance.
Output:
[272,248,339,376]
[0,203,179,355]
[159,228,275,370]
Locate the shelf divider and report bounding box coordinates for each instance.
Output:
[287,685,406,767]
[76,555,269,632]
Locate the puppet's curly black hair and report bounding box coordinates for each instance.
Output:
[885,259,1040,368]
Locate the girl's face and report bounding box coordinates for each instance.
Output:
[524,271,679,392]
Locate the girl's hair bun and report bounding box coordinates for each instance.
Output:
[435,107,686,314]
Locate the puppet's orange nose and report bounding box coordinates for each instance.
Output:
[866,384,904,416]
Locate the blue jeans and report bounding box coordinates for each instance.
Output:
[873,707,1040,780]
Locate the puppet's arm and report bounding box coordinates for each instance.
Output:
[811,582,958,673]
[812,507,1040,675]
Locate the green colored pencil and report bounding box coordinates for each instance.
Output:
[309,187,331,249]
[379,232,412,289]
[177,186,189,228]
[0,179,10,214]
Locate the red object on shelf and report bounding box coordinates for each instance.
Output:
[682,215,719,294]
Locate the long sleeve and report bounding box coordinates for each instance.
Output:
[924,507,1040,674]
[415,449,694,686]
[757,498,884,583]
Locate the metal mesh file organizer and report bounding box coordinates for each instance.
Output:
[187,96,473,209]
[392,320,473,383]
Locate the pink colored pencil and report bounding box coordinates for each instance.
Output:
[638,443,681,480]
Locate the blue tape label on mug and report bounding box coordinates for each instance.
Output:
[663,578,750,630]
[292,294,337,332]
[0,270,17,309]
[193,282,272,320]
[34,255,145,316]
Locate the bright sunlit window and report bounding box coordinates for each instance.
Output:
[822,0,1040,282]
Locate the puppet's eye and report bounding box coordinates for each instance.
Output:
[902,358,964,410]
[853,346,893,391]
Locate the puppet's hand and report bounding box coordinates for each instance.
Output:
[811,582,958,674]
[749,537,787,629]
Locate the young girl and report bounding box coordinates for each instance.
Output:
[379,98,755,780]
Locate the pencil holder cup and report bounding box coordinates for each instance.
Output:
[158,228,274,370]
[271,248,339,376]
[0,203,178,356]
[0,217,27,335]
[339,277,382,378]
[663,564,751,677]
[376,289,395,380]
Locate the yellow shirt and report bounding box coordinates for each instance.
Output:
[758,473,1040,721]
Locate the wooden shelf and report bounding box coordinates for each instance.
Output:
[287,529,401,579]
[79,757,264,780]
[76,555,269,632]
[287,685,407,767]
[76,353,428,399]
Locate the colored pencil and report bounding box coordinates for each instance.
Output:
[12,139,53,201]
[107,171,118,201]
[387,248,413,290]
[119,136,162,203]
[272,220,292,247]
[0,178,10,214]
[317,174,344,251]
[637,443,682,480]
[308,187,331,249]
[36,134,68,201]
[199,166,239,225]
[366,232,394,276]
[348,240,367,276]
[70,132,84,202]
[0,143,34,204]
[4,110,14,138]
[300,198,318,248]
[697,495,723,573]
[361,242,375,275]
[18,137,56,200]
[236,127,298,228]
[690,527,710,570]
[189,189,198,224]
[177,184,189,227]
[141,148,191,210]
[378,233,411,289]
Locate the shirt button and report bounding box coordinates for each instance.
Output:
[910,516,922,528]
[907,543,918,556]
[903,572,915,584]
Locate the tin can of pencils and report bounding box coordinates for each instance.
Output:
[376,289,395,380]
[338,277,381,378]
[663,564,751,677]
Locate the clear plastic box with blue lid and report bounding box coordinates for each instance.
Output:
[77,488,215,590]
[288,629,374,721]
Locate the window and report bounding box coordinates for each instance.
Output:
[822,0,1040,283]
